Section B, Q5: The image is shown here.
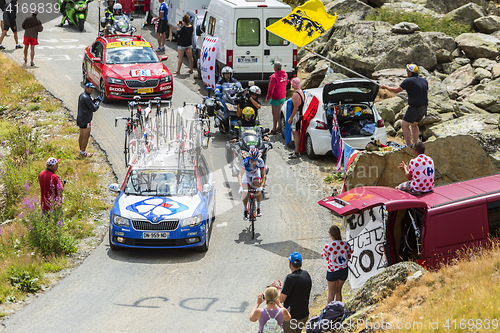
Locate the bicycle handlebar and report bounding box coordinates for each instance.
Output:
[115,116,139,127]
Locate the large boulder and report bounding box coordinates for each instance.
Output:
[443,64,475,99]
[422,0,494,15]
[301,62,330,89]
[455,33,500,59]
[344,135,499,189]
[427,78,454,113]
[442,3,485,29]
[453,101,491,117]
[430,114,500,167]
[390,22,421,34]
[374,97,406,124]
[326,0,373,27]
[345,262,425,314]
[474,16,500,34]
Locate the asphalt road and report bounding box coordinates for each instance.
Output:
[0,8,335,332]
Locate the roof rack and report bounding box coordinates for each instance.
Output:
[127,98,210,170]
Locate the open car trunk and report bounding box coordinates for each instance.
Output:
[325,103,376,137]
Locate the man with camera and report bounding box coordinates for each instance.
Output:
[236,85,262,120]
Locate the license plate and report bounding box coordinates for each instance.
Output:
[142,232,169,239]
[137,88,153,93]
[238,58,257,63]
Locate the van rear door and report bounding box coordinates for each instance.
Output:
[233,9,264,80]
[263,9,294,77]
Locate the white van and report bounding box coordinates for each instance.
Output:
[196,0,297,85]
[149,0,210,38]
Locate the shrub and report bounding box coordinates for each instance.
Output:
[21,205,76,256]
[365,8,473,38]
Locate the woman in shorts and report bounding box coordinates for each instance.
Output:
[322,225,352,303]
[174,14,193,74]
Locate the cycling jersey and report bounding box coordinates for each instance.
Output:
[241,156,265,173]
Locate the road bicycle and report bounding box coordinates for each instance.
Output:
[115,116,140,167]
[247,188,258,239]
[150,97,172,149]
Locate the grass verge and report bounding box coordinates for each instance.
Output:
[0,53,112,307]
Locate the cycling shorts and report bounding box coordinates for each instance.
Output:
[242,168,262,185]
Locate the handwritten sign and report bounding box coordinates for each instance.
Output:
[343,205,388,289]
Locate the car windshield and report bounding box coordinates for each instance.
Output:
[105,47,160,65]
[124,169,198,196]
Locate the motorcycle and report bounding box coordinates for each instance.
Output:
[226,126,272,177]
[211,87,245,134]
[100,14,136,36]
[58,0,93,32]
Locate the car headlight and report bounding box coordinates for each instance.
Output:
[180,215,202,228]
[108,77,124,85]
[160,75,172,83]
[112,213,130,227]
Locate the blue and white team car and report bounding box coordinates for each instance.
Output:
[108,153,215,251]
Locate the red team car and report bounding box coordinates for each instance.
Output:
[82,35,173,102]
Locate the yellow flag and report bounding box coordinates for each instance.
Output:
[266,0,337,47]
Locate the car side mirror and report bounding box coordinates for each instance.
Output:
[196,24,203,36]
[202,184,213,194]
[161,55,168,61]
[229,130,234,135]
[109,183,120,192]
[92,57,101,63]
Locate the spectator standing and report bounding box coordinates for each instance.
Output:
[322,225,352,303]
[142,0,151,27]
[272,252,312,333]
[174,14,193,74]
[119,0,134,17]
[152,0,168,52]
[0,0,22,50]
[21,10,43,67]
[381,64,428,148]
[288,77,304,159]
[266,61,288,135]
[250,286,291,333]
[397,141,434,195]
[38,157,64,214]
[0,0,5,33]
[77,83,101,157]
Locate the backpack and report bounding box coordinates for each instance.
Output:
[305,301,346,333]
[263,308,281,333]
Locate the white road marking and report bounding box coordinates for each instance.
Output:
[216,222,227,227]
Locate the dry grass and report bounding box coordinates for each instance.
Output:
[357,244,500,332]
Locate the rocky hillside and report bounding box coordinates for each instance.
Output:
[298,0,500,167]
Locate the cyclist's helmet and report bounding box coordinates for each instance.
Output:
[249,85,261,95]
[221,66,233,78]
[242,106,255,117]
[113,3,122,14]
[249,147,260,160]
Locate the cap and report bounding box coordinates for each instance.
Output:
[46,157,61,166]
[288,252,302,264]
[85,82,96,88]
[406,64,419,73]
[291,77,301,89]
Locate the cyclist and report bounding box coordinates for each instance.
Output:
[238,147,266,220]
[215,66,242,112]
[237,85,262,119]
[231,106,269,143]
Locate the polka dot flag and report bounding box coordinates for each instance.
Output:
[200,37,220,89]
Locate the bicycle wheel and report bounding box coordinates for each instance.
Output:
[249,196,255,239]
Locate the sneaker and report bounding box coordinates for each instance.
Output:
[81,152,94,157]
[57,23,64,27]
[289,152,301,159]
[0,45,5,50]
[243,210,249,220]
[24,57,27,64]
[15,44,22,49]
[155,47,163,52]
[256,208,262,217]
[30,62,35,67]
